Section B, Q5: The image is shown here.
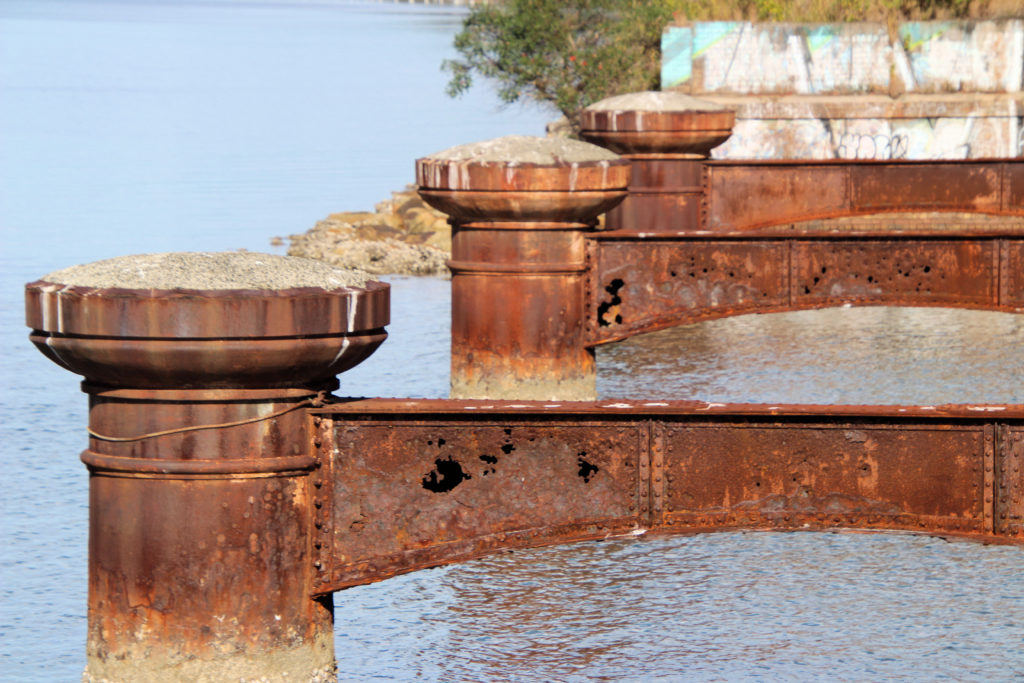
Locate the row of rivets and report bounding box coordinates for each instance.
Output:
[311,415,331,589]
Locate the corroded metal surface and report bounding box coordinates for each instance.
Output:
[999,426,1024,536]
[590,239,788,340]
[25,281,389,387]
[324,418,643,590]
[659,422,986,534]
[703,160,1024,234]
[1004,241,1024,308]
[417,155,629,400]
[26,279,390,682]
[579,108,736,157]
[792,239,998,305]
[588,237,1024,345]
[602,158,706,235]
[577,107,1024,343]
[315,398,1024,592]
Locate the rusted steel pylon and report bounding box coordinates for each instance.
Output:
[417,138,630,400]
[25,277,388,682]
[579,91,735,236]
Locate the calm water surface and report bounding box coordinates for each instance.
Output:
[2,2,1023,681]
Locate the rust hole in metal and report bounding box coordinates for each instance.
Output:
[597,278,624,327]
[479,453,498,475]
[577,452,599,483]
[422,456,471,493]
[799,248,944,297]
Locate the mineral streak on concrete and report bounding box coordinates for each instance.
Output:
[43,251,371,290]
[450,374,597,402]
[426,135,620,164]
[586,91,727,112]
[82,633,338,683]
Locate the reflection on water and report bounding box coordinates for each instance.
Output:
[338,531,1024,681]
[599,307,1024,404]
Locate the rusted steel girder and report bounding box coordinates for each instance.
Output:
[313,399,1024,592]
[574,94,1024,345]
[417,149,629,400]
[588,235,1024,345]
[25,280,389,683]
[704,160,1024,234]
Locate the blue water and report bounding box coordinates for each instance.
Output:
[2,2,1022,681]
[0,2,545,680]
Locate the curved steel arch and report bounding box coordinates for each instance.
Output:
[590,161,1024,344]
[588,159,1024,346]
[312,399,1024,593]
[587,230,1024,345]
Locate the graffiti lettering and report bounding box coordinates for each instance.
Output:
[835,133,909,160]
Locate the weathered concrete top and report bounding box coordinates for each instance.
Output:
[416,135,629,196]
[424,135,619,165]
[585,91,727,113]
[43,251,371,291]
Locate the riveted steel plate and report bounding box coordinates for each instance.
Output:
[1003,241,1024,308]
[792,239,998,307]
[849,163,1001,213]
[998,426,1024,538]
[704,163,849,231]
[326,420,645,589]
[703,161,1024,232]
[660,421,987,534]
[591,240,788,343]
[314,400,1024,590]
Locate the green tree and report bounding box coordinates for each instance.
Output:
[444,0,674,133]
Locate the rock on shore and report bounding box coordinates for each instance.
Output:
[285,187,452,277]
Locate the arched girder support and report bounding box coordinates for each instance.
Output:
[310,400,1024,594]
[587,233,1024,346]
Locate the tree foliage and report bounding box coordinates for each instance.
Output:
[444,0,1014,133]
[443,0,673,132]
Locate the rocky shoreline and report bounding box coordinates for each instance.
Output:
[283,186,452,277]
[283,121,579,277]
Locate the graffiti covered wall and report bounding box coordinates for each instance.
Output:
[661,20,1024,159]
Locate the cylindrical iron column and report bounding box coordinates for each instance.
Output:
[580,92,735,234]
[417,136,629,400]
[25,254,389,682]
